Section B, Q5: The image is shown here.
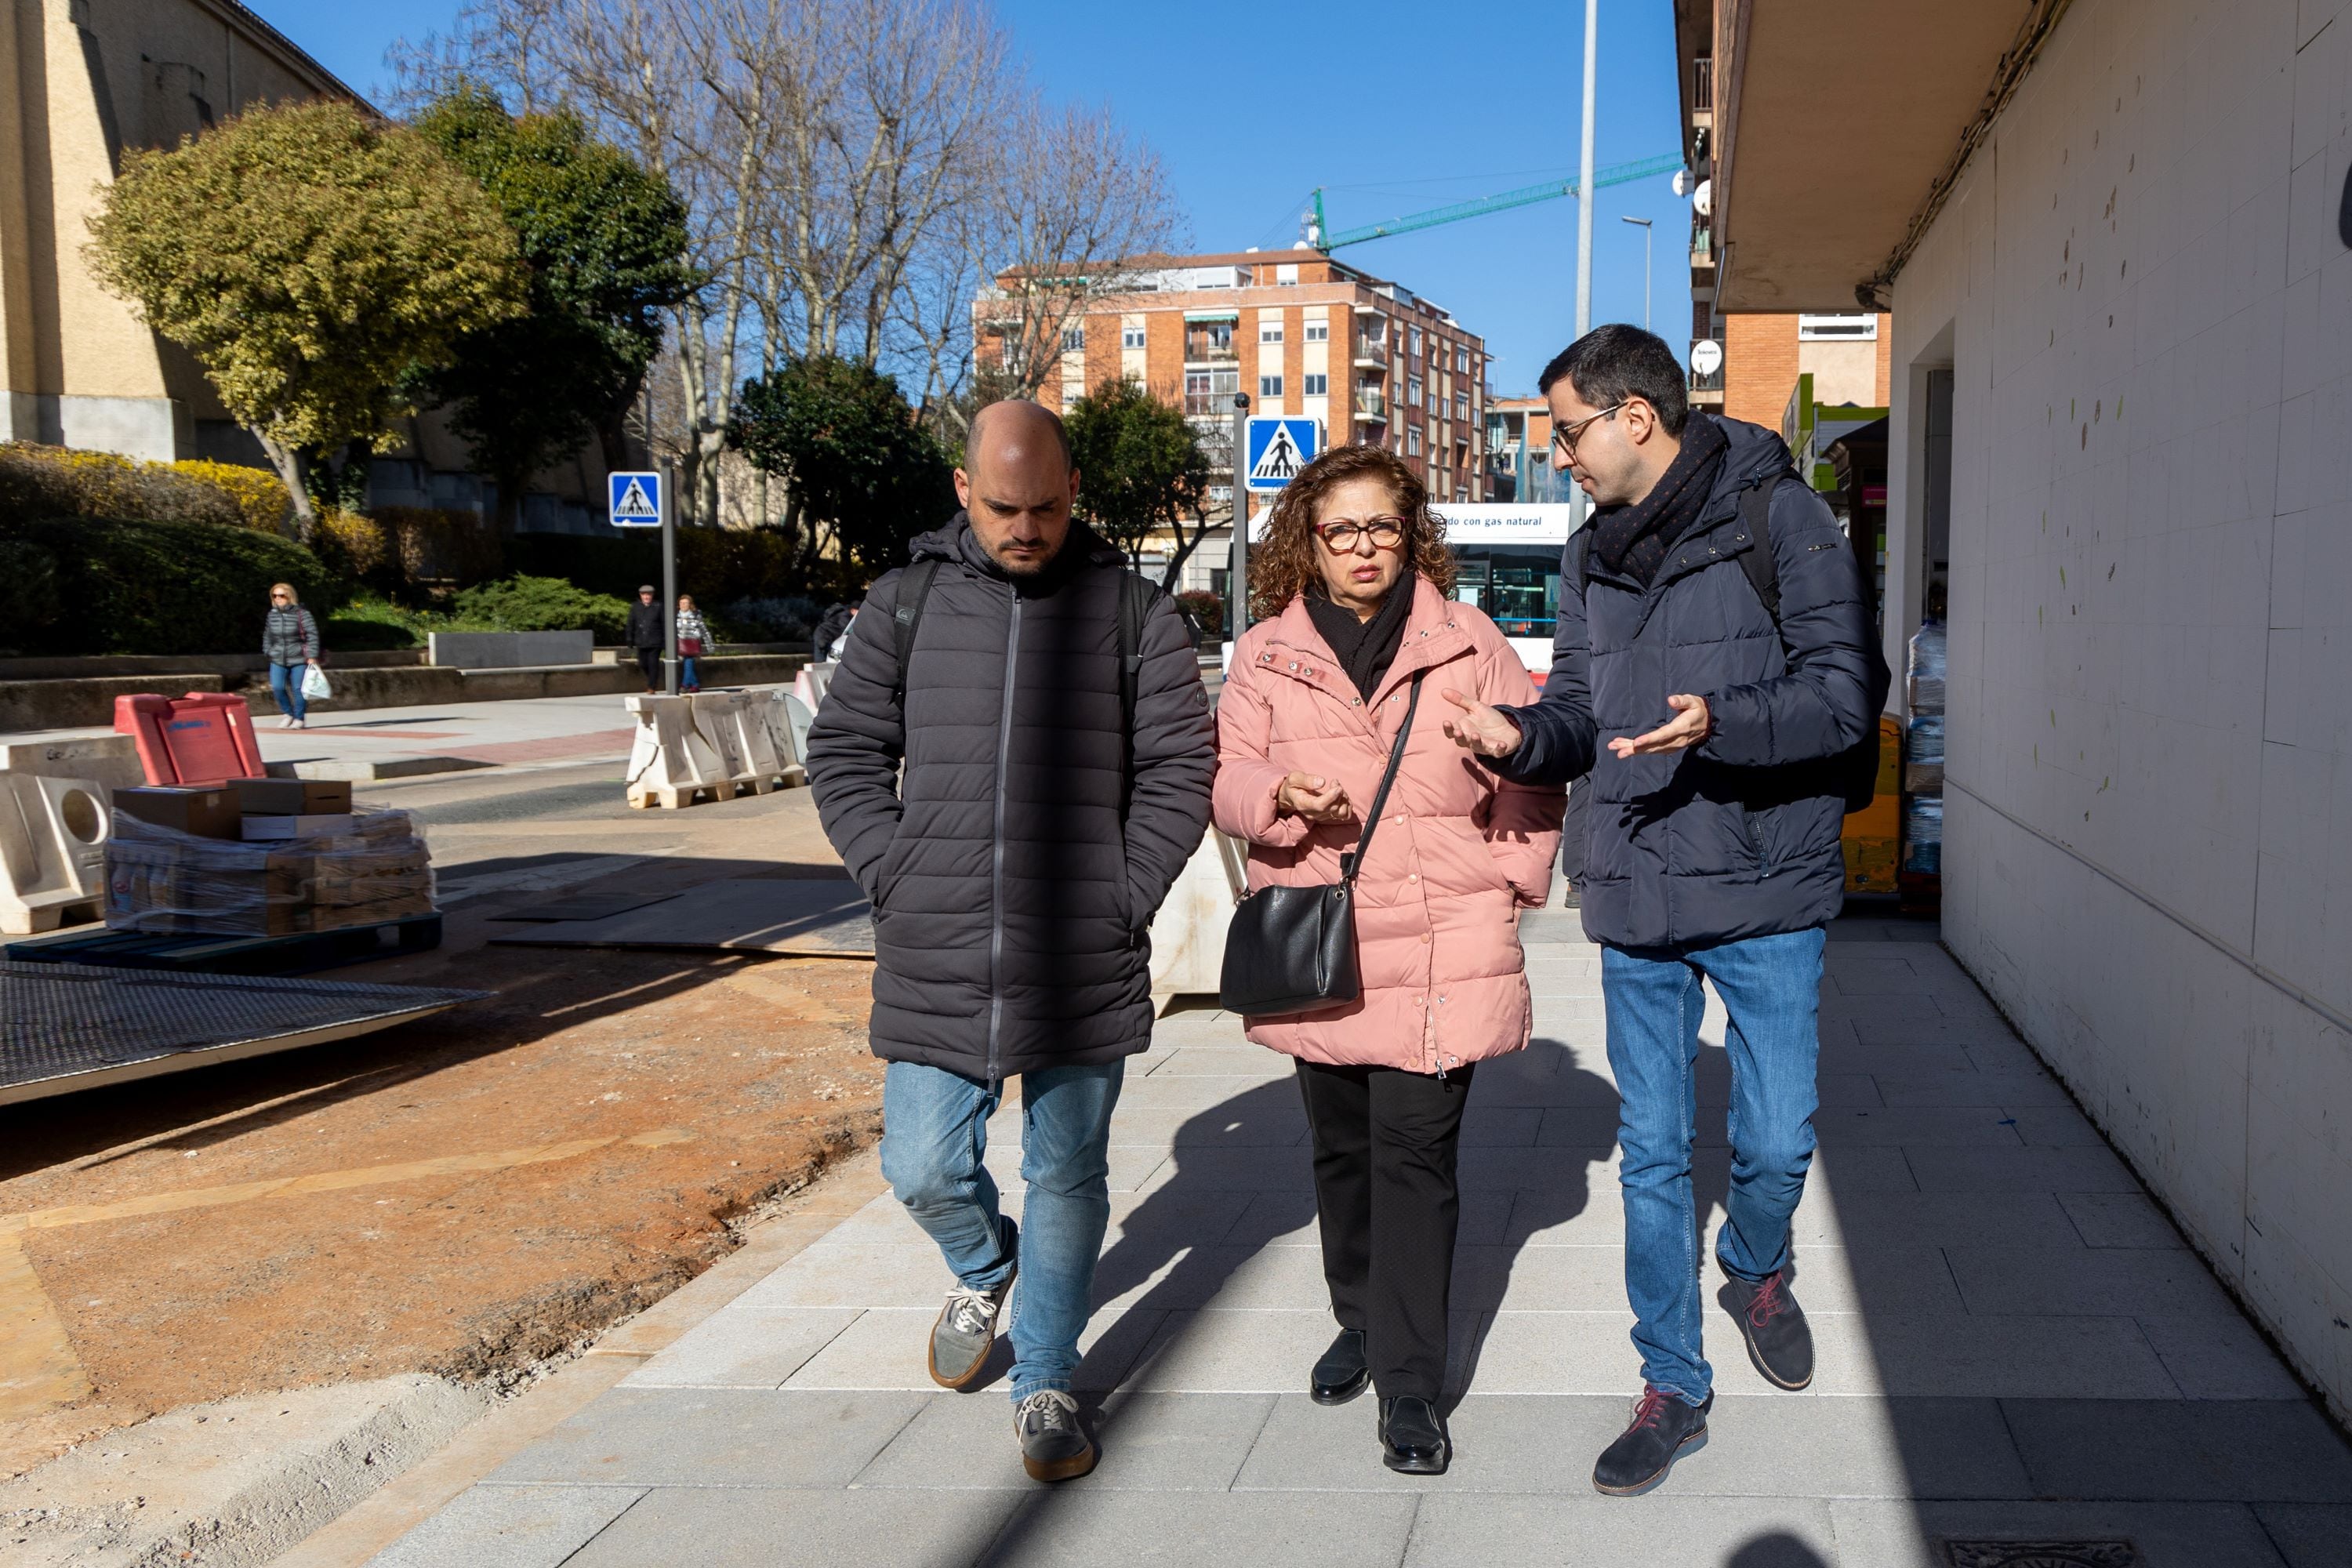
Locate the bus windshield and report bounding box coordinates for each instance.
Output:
[1450,544,1561,641]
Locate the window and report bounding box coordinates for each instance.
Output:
[1304,321,1329,343]
[1302,372,1327,397]
[1454,346,1470,374]
[1121,323,1146,350]
[1408,327,1424,359]
[1259,321,1283,344]
[1408,376,1424,408]
[1061,324,1084,353]
[1184,366,1239,415]
[1258,373,1283,399]
[1454,394,1469,422]
[1797,313,1878,341]
[1406,426,1423,457]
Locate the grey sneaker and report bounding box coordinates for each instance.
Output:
[1014,1389,1097,1482]
[927,1265,1015,1390]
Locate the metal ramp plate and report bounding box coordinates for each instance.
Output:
[486,876,873,957]
[1,962,486,1105]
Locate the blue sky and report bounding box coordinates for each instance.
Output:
[248,0,1693,397]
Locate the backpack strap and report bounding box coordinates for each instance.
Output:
[891,557,942,699]
[1735,478,1781,625]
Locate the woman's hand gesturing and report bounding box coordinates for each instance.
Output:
[1277,772,1354,825]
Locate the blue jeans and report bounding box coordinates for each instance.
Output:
[681,656,699,688]
[880,1058,1124,1402]
[1602,925,1826,1404]
[269,661,307,722]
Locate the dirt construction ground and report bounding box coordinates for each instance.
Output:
[0,762,888,1479]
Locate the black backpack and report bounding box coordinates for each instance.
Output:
[1574,477,1894,813]
[888,556,1162,811]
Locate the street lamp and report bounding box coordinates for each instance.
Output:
[1621,216,1653,332]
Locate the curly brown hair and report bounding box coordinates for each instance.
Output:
[1248,444,1455,622]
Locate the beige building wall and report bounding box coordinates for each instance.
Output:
[0,0,359,462]
[1884,0,2352,1421]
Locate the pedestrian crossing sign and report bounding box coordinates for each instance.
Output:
[1244,417,1320,492]
[608,470,662,528]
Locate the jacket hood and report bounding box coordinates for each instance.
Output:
[907,510,1125,579]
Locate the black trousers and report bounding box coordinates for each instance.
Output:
[1294,1058,1478,1401]
[635,646,662,688]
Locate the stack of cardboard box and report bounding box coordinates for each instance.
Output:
[106,780,436,937]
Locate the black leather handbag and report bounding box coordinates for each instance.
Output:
[1220,673,1425,1016]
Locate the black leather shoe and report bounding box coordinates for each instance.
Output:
[1377,1396,1450,1475]
[1592,1387,1709,1496]
[1310,1328,1370,1406]
[1719,1270,1814,1390]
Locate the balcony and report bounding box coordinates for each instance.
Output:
[1690,220,1713,266]
[1353,390,1388,422]
[1352,338,1388,368]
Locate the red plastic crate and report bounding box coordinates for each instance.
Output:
[113,693,266,787]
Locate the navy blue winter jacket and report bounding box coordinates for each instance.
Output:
[1494,414,1879,950]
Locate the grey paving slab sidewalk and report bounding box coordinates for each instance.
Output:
[366,914,2352,1567]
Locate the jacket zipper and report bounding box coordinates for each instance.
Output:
[986,586,1022,1091]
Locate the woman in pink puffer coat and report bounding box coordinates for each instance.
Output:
[1213,444,1563,1477]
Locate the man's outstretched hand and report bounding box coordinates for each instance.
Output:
[1441,689,1523,759]
[1609,693,1712,758]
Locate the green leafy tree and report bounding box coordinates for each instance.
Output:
[1064,378,1212,590]
[85,98,523,528]
[728,356,956,587]
[410,88,695,533]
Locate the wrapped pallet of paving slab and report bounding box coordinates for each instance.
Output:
[104,807,435,937]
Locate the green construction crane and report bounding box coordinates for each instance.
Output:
[1309,153,1684,250]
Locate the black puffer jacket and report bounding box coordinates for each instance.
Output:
[1496,415,1880,949]
[805,515,1214,1080]
[626,601,664,649]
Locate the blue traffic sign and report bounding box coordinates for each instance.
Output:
[608,470,662,528]
[1244,417,1319,492]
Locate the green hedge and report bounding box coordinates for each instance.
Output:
[0,515,343,657]
[452,575,633,642]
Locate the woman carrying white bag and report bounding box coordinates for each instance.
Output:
[263,581,325,730]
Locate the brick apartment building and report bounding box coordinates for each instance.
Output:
[984,249,1492,514]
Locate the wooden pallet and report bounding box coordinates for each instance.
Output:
[1,897,102,937]
[5,913,443,976]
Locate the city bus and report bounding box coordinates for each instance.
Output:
[1431,503,1581,679]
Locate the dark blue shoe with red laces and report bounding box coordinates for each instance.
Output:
[1720,1269,1814,1390]
[1592,1385,1710,1496]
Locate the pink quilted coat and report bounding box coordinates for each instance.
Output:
[1213,579,1564,1073]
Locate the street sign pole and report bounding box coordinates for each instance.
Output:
[660,459,678,696]
[1227,391,1251,637]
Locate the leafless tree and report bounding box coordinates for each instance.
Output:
[387,0,1185,521]
[954,100,1186,416]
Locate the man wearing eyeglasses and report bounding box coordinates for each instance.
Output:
[1443,325,1886,1496]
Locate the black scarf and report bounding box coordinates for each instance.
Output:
[1304,572,1415,702]
[1591,414,1730,586]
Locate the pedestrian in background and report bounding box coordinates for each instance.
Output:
[1214,445,1560,1475]
[675,594,709,693]
[263,581,320,731]
[805,400,1214,1483]
[626,584,663,694]
[1444,325,1886,1497]
[811,601,855,664]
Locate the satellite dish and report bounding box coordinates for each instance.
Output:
[1690,339,1724,376]
[1693,179,1713,218]
[1671,169,1693,198]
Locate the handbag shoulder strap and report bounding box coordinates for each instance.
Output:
[1340,671,1425,884]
